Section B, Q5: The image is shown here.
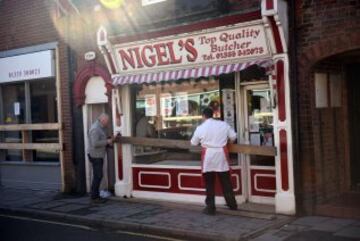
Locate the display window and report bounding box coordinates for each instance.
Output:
[245,87,275,166]
[0,78,59,162]
[131,76,237,166]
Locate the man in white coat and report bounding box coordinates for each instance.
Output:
[191,107,237,215]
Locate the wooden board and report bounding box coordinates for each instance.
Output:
[0,143,62,151]
[0,123,60,131]
[117,136,276,156]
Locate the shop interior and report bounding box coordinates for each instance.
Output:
[130,65,274,167]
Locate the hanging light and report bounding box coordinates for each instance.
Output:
[99,0,124,9]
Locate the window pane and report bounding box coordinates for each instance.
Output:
[0,131,22,161]
[30,79,57,123]
[132,78,232,166]
[30,79,59,162]
[1,83,25,161]
[2,83,26,124]
[32,130,59,162]
[246,89,275,166]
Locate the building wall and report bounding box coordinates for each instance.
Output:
[0,0,75,192]
[294,0,360,213]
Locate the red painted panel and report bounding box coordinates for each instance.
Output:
[140,172,170,188]
[111,11,261,44]
[117,144,123,180]
[179,174,203,189]
[257,176,275,190]
[250,169,276,197]
[266,0,274,10]
[269,16,284,53]
[280,130,289,191]
[276,60,286,121]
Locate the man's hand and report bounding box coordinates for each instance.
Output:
[107,138,114,145]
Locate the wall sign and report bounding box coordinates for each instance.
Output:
[114,23,270,75]
[222,89,235,129]
[145,94,157,116]
[84,51,96,61]
[0,50,55,83]
[175,92,188,116]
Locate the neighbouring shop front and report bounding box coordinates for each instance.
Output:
[0,44,63,190]
[94,0,295,214]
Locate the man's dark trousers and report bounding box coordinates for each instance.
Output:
[89,156,103,199]
[203,171,237,211]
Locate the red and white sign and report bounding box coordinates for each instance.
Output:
[114,23,270,75]
[0,50,55,83]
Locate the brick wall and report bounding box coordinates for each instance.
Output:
[0,0,75,192]
[294,0,360,213]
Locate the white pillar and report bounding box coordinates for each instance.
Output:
[273,54,296,215]
[113,86,133,197]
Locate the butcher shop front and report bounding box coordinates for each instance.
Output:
[97,1,295,215]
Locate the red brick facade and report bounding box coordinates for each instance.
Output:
[294,0,360,214]
[0,0,75,192]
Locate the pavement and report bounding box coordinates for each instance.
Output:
[0,187,359,241]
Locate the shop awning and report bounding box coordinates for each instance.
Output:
[112,59,273,86]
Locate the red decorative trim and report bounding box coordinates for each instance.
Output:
[117,144,123,180]
[110,11,261,44]
[73,61,113,107]
[268,16,283,53]
[250,169,276,197]
[266,0,274,10]
[276,60,286,121]
[133,167,241,195]
[280,129,289,191]
[102,46,117,74]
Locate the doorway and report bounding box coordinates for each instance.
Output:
[82,76,115,194]
[238,82,276,204]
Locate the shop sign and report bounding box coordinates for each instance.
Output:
[114,23,269,75]
[0,50,55,83]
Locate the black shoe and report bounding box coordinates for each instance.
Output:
[229,205,238,211]
[202,207,216,215]
[91,197,107,204]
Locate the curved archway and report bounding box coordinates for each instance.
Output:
[296,32,360,218]
[298,33,360,73]
[73,61,113,107]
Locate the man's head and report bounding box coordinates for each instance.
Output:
[98,113,110,127]
[202,107,213,120]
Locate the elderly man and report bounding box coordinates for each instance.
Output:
[191,108,238,215]
[88,113,114,203]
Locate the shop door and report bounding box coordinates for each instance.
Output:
[84,103,115,193]
[240,84,276,204]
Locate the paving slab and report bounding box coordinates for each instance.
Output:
[334,226,360,239]
[292,216,330,226]
[7,187,358,241]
